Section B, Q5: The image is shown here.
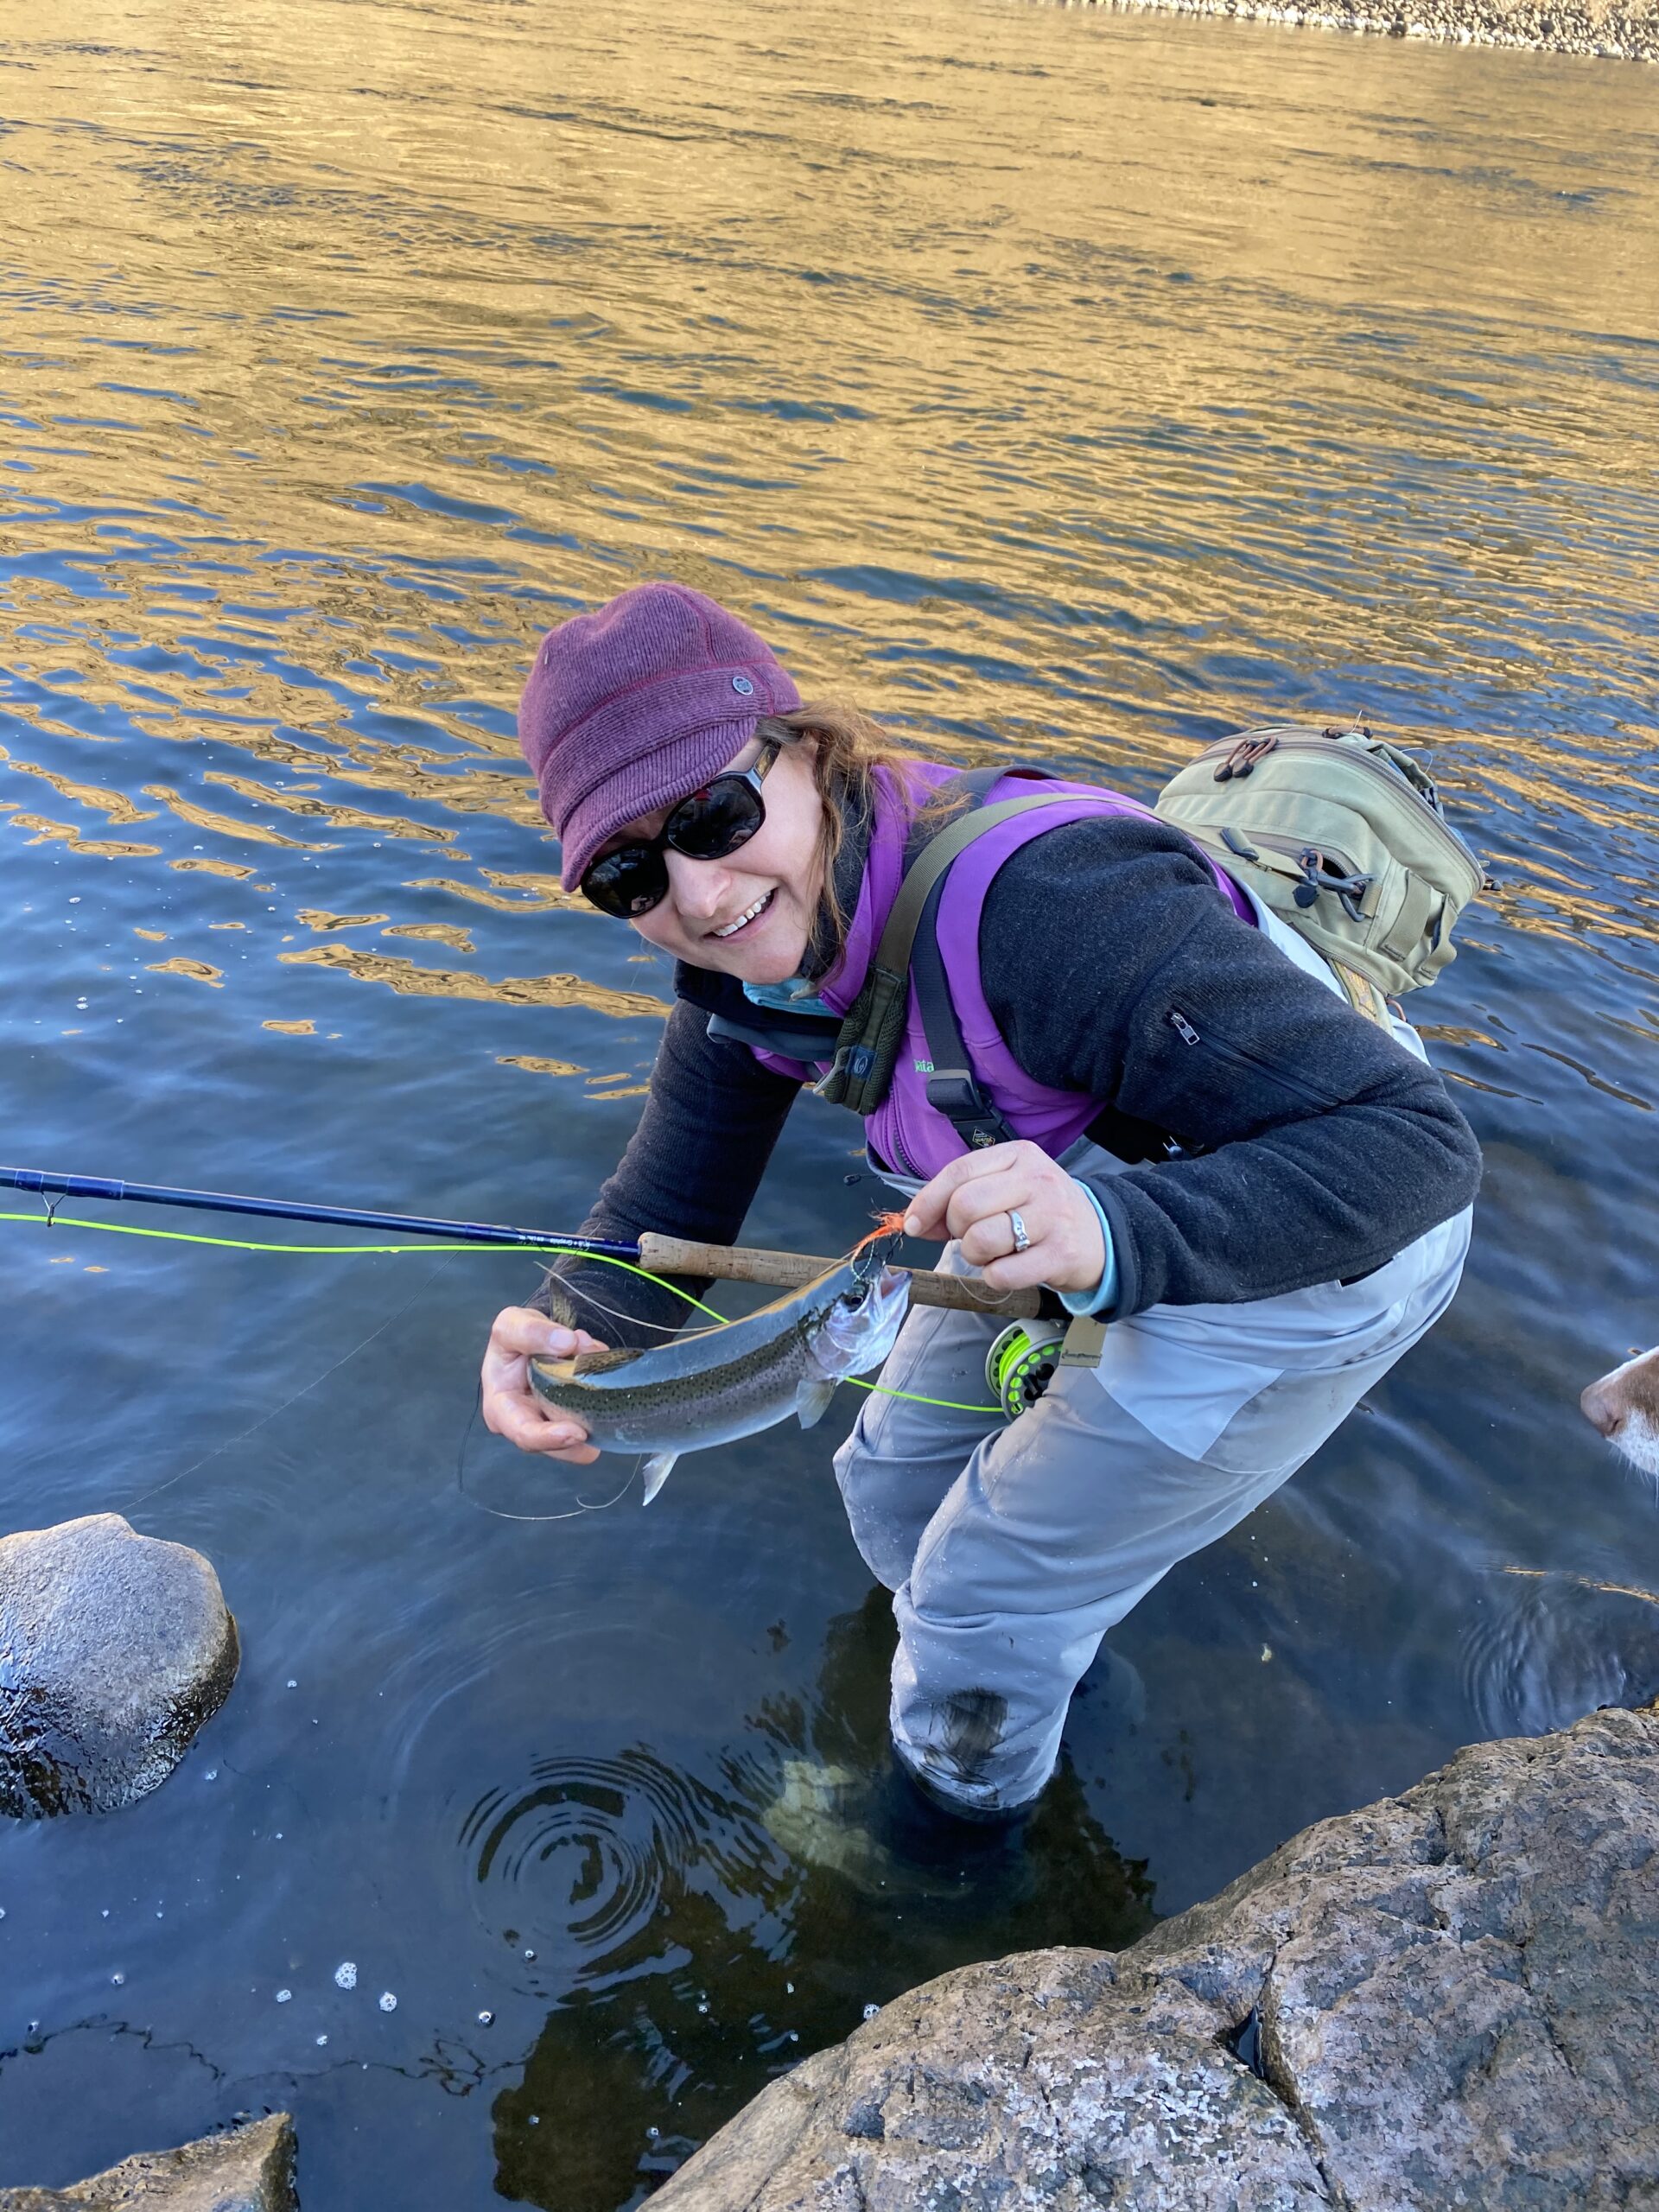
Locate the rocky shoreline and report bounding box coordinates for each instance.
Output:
[1052,0,1659,62]
[654,1700,1659,2209]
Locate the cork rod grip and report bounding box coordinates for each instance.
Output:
[635,1233,1044,1320]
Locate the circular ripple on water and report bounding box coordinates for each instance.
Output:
[459,1745,771,1975]
[1462,1567,1659,1741]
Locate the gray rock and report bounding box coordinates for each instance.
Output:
[0,1514,238,1818]
[0,2113,294,2211]
[654,1702,1659,2209]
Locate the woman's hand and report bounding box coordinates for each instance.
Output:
[481,1306,607,1463]
[903,1141,1106,1294]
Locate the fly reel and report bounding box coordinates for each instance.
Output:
[986,1321,1068,1420]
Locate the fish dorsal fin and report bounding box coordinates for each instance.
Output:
[531,1346,644,1387]
[573,1345,643,1377]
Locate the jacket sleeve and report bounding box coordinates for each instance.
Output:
[533,999,802,1348]
[979,816,1482,1316]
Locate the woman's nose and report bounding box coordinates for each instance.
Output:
[1580,1375,1624,1438]
[663,848,728,920]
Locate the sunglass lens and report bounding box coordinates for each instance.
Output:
[581,846,668,918]
[667,778,764,861]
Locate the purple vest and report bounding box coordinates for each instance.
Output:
[753,760,1255,1181]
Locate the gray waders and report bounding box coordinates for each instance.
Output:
[831,896,1472,1815]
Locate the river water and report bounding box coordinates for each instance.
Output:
[1,0,1656,2200]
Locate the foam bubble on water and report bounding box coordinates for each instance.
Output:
[862,2003,880,2019]
[378,1991,397,2012]
[477,2010,493,2026]
[334,1961,357,1990]
[276,1989,292,2003]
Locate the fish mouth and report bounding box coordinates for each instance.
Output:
[811,1265,910,1377]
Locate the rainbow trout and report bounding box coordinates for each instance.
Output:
[530,1256,910,1503]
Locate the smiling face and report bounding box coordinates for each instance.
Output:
[605,734,829,983]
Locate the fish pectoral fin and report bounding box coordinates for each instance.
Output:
[795,1376,838,1431]
[640,1452,679,1505]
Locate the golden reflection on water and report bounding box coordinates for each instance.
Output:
[296,909,394,932]
[0,0,1654,1077]
[141,785,333,851]
[3,756,159,824]
[147,957,225,987]
[278,942,669,1019]
[9,811,163,859]
[410,875,589,915]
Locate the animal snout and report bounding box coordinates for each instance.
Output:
[1580,1375,1624,1438]
[1581,1345,1659,1481]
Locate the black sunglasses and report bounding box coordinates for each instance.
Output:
[579,740,782,918]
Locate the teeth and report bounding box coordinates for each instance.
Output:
[714,891,771,939]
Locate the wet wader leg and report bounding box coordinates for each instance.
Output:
[832,1284,1004,1594]
[886,1300,1460,1816]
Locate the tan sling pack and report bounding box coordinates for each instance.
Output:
[1154,722,1485,1011]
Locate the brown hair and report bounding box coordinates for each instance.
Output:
[755,704,957,964]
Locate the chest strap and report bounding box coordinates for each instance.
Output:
[813,777,1084,1135]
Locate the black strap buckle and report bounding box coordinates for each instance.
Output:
[925,1070,1013,1147]
[1293,847,1374,924]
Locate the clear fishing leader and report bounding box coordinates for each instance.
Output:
[480,582,1481,1827]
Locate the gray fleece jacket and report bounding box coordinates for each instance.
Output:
[543,807,1481,1346]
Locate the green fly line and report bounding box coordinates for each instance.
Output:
[1,1210,1001,1415]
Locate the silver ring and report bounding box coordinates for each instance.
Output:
[1008,1209,1031,1255]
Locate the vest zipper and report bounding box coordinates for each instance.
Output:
[1166,1007,1339,1112]
[884,1079,919,1179]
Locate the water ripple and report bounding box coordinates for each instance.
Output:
[458,1747,759,1975]
[1463,1567,1659,1741]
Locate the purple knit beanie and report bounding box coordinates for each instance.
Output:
[518,582,803,890]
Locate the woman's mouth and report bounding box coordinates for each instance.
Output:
[709,887,775,941]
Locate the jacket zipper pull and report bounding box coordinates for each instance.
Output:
[1169,1010,1201,1046]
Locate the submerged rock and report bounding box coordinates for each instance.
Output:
[0,1513,238,1818]
[655,1702,1659,2209]
[0,2113,294,2211]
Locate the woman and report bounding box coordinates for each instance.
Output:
[482,583,1479,1825]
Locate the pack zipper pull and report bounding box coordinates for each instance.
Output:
[1169,1010,1201,1046]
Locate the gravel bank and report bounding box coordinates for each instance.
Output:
[1052,0,1657,60]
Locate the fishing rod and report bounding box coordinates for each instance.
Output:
[0,1165,1042,1319]
[0,1164,633,1259]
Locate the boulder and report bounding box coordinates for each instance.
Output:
[0,1513,238,1818]
[0,2113,294,2211]
[654,1702,1659,2209]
